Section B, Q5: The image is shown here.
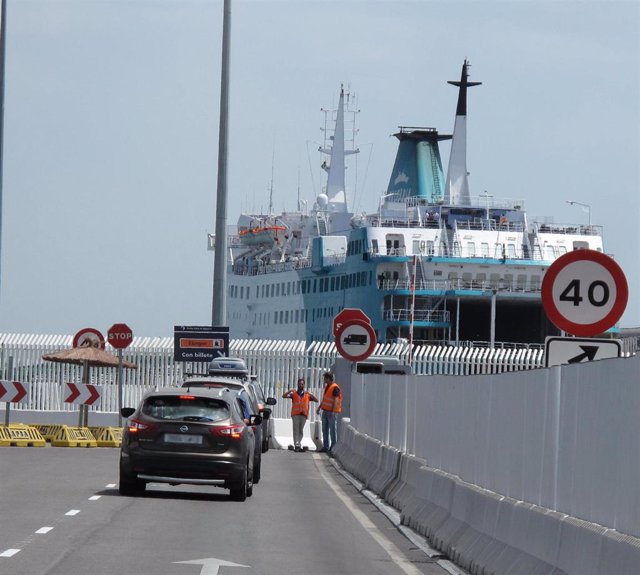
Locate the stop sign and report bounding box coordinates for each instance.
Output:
[108,323,134,349]
[333,308,371,337]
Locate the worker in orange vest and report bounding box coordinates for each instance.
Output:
[316,371,342,454]
[282,377,318,452]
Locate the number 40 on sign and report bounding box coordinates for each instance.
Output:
[541,249,628,337]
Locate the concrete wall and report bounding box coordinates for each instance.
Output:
[339,354,640,574]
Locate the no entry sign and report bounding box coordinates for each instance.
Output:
[541,250,628,337]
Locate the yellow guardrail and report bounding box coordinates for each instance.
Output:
[0,424,46,447]
[88,426,123,448]
[33,424,97,448]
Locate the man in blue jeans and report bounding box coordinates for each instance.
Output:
[316,371,342,454]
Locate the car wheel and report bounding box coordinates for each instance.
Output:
[253,455,261,484]
[230,466,248,501]
[119,468,145,496]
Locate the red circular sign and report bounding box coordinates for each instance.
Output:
[541,250,628,336]
[335,319,377,362]
[333,308,371,337]
[73,328,105,349]
[107,323,134,349]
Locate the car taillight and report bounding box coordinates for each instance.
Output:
[211,424,244,439]
[127,419,157,433]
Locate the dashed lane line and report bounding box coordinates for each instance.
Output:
[35,527,54,535]
[0,549,21,558]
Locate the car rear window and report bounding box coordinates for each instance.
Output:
[142,396,230,422]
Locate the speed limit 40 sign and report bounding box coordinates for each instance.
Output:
[541,249,628,337]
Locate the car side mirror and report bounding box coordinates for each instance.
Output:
[250,414,263,426]
[266,397,277,406]
[261,408,272,420]
[121,407,135,418]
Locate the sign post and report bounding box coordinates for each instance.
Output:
[108,323,134,427]
[541,249,628,367]
[541,249,628,337]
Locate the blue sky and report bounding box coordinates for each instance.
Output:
[0,0,638,338]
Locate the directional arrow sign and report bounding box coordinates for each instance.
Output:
[63,383,103,406]
[174,557,249,575]
[0,380,27,403]
[544,336,622,367]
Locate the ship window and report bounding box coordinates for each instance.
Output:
[301,281,306,294]
[313,279,317,293]
[372,239,379,254]
[467,242,476,257]
[507,244,516,258]
[295,309,299,323]
[280,311,284,323]
[361,271,367,285]
[545,245,556,259]
[240,286,244,299]
[503,274,513,289]
[558,246,567,255]
[274,312,278,325]
[330,277,335,291]
[427,241,434,255]
[481,243,489,257]
[246,286,251,299]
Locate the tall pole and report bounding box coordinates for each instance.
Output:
[0,0,8,303]
[211,0,231,326]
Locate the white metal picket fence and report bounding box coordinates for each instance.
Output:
[0,332,612,419]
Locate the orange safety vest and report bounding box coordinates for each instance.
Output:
[321,382,342,413]
[290,391,311,418]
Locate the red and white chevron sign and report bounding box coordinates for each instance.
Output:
[64,383,102,406]
[0,380,27,403]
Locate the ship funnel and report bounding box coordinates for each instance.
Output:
[385,127,450,202]
[444,59,482,206]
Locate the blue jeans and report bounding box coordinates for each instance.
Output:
[321,411,338,451]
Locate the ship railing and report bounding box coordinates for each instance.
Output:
[454,219,525,233]
[380,278,542,294]
[533,222,603,236]
[383,309,450,323]
[232,258,312,276]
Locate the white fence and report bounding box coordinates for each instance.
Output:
[348,354,640,539]
[0,334,553,420]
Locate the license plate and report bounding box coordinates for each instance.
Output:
[164,433,203,445]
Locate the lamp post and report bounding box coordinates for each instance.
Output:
[566,200,591,226]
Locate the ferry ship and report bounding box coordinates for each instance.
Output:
[226,61,604,346]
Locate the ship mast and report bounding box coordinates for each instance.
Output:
[444,59,482,206]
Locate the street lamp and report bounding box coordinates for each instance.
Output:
[566,200,591,226]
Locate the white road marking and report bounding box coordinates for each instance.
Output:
[0,549,21,558]
[89,495,101,501]
[65,509,80,516]
[313,454,423,575]
[106,483,116,488]
[35,527,54,534]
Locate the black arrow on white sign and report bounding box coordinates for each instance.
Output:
[567,345,599,364]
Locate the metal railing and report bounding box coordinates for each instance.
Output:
[0,334,634,420]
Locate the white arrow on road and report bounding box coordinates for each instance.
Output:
[174,557,250,575]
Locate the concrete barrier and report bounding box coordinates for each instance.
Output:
[333,426,640,574]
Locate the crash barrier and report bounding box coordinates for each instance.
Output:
[88,426,122,447]
[335,416,640,574]
[0,424,46,447]
[270,417,322,451]
[34,424,97,447]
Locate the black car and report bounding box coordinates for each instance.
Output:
[181,376,272,482]
[205,357,277,453]
[119,387,261,501]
